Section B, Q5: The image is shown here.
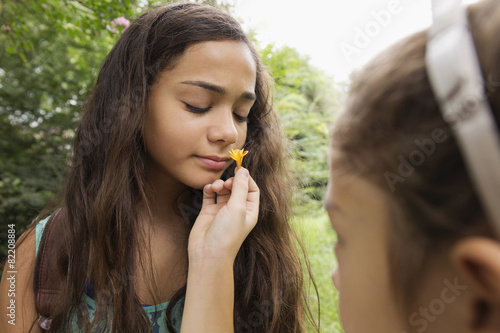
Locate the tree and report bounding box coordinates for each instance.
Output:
[260,44,344,212]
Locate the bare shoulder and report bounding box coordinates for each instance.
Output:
[0,227,42,333]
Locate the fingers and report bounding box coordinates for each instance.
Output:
[203,179,231,208]
[203,169,258,210]
[202,183,216,207]
[220,171,255,192]
[246,173,259,205]
[226,168,250,213]
[210,179,225,193]
[218,169,258,200]
[223,177,234,191]
[246,170,259,194]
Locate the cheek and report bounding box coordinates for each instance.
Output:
[161,113,205,143]
[237,125,248,147]
[143,113,201,162]
[335,240,403,333]
[335,260,374,333]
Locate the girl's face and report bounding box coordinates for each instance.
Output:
[324,164,407,333]
[144,40,256,190]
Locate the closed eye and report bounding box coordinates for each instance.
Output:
[234,113,249,123]
[185,103,211,113]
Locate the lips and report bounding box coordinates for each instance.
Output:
[196,155,228,170]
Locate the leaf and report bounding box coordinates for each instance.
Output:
[19,52,27,63]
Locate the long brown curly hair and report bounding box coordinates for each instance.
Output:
[32,3,317,332]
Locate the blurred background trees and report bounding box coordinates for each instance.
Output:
[0,0,342,268]
[260,44,344,212]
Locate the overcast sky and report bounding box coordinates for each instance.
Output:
[233,0,479,82]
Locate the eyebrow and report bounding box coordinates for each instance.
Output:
[180,80,256,101]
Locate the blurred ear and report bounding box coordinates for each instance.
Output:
[452,237,500,330]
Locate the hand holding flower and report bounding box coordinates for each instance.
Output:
[188,167,259,263]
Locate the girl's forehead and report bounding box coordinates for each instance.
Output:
[157,41,257,91]
[182,41,254,68]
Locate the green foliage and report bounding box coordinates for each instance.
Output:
[293,213,343,333]
[2,1,133,62]
[0,0,131,260]
[260,44,343,213]
[261,48,345,330]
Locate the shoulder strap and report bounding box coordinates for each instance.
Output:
[33,209,65,317]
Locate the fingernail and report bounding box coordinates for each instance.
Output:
[238,167,249,178]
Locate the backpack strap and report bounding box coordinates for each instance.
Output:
[33,209,65,329]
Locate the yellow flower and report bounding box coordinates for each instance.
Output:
[229,148,249,170]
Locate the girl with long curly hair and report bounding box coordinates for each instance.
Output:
[0,3,314,332]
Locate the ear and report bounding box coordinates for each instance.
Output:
[452,237,500,330]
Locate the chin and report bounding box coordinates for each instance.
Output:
[185,172,226,190]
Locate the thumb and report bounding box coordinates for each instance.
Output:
[228,168,250,210]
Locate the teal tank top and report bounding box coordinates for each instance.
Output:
[35,216,184,332]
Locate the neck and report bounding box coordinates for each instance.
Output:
[143,164,191,231]
[134,163,190,303]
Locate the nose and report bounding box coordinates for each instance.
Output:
[331,266,340,290]
[207,108,238,144]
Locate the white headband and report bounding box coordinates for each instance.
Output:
[426,0,500,234]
